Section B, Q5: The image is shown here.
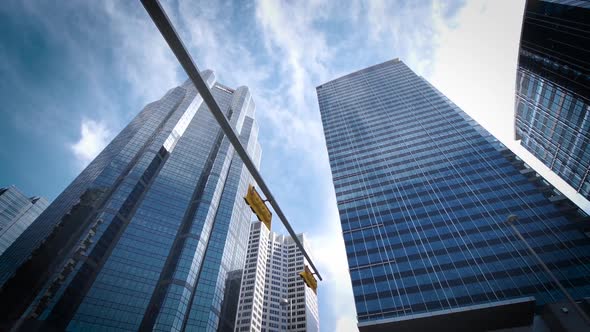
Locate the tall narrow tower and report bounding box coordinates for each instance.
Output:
[317,59,590,331]
[0,71,262,332]
[514,0,590,198]
[235,222,319,332]
[0,186,48,256]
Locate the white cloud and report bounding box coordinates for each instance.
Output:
[71,119,112,166]
[362,0,458,76]
[253,0,334,160]
[172,0,270,89]
[103,0,181,105]
[256,0,333,109]
[15,0,183,165]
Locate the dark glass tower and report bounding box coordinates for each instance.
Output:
[514,0,590,199]
[0,186,48,256]
[0,71,261,331]
[317,59,590,331]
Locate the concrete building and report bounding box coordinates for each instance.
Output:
[235,221,319,332]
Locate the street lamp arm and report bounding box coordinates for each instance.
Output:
[140,0,322,281]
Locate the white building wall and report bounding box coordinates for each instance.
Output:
[235,222,319,332]
[235,222,269,332]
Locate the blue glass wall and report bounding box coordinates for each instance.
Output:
[317,59,590,324]
[0,186,48,256]
[515,0,590,198]
[0,71,260,331]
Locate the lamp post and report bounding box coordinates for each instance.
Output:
[280,298,291,331]
[506,214,590,326]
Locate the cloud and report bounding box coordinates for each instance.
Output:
[362,0,465,76]
[70,119,112,166]
[256,0,333,109]
[102,0,182,105]
[6,0,183,171]
[167,0,270,89]
[254,0,334,157]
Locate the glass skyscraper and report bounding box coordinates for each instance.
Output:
[0,186,48,256]
[0,71,261,332]
[514,0,590,199]
[317,59,590,330]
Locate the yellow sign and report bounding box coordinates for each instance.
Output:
[244,185,272,229]
[299,265,317,294]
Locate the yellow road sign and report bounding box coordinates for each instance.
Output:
[299,265,317,294]
[244,185,272,229]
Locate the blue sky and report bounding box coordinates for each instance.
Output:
[2,0,589,331]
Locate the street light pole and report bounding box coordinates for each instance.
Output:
[506,214,590,326]
[140,0,322,281]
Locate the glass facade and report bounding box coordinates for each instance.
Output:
[0,71,261,331]
[0,186,48,256]
[515,0,590,199]
[317,59,590,327]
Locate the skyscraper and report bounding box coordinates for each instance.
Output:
[218,270,243,332]
[0,71,262,332]
[235,221,319,332]
[317,59,590,331]
[0,186,48,256]
[514,0,590,199]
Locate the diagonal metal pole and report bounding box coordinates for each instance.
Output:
[140,0,322,281]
